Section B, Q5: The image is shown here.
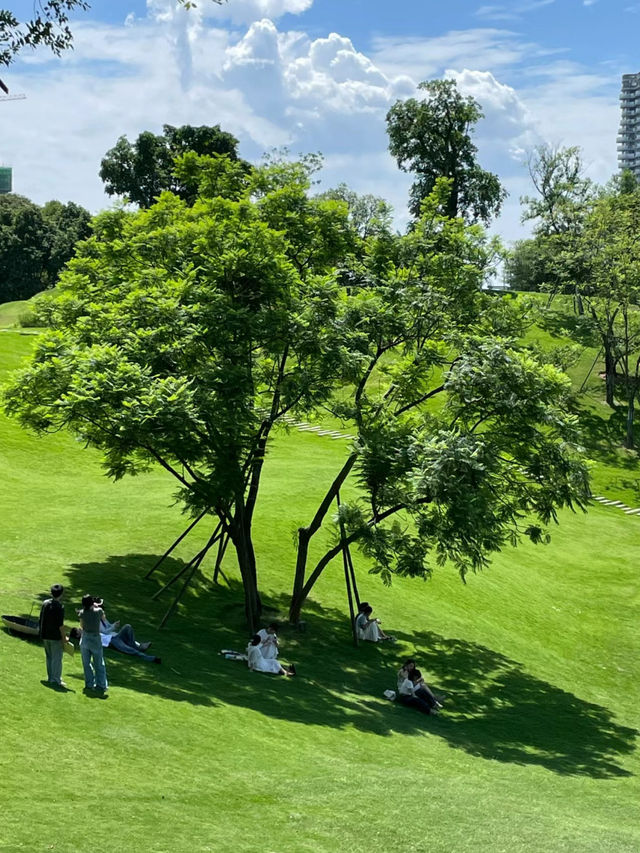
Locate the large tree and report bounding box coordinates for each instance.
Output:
[0,2,225,67]
[288,180,589,621]
[4,158,590,630]
[99,124,247,208]
[386,79,505,223]
[4,153,353,630]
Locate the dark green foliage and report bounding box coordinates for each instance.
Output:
[99,124,249,208]
[505,238,562,293]
[0,194,91,302]
[386,79,505,223]
[41,199,92,284]
[0,195,49,301]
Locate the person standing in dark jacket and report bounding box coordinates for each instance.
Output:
[38,584,68,688]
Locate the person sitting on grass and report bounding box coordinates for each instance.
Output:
[397,659,442,713]
[397,668,438,715]
[257,622,280,660]
[355,604,394,643]
[247,635,295,676]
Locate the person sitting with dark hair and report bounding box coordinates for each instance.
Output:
[246,635,295,676]
[397,659,442,714]
[257,622,280,660]
[355,604,394,643]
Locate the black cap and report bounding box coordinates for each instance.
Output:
[50,584,64,598]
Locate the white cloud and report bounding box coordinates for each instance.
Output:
[198,0,314,25]
[0,10,622,250]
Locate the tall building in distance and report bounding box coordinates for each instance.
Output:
[0,166,11,194]
[618,73,640,178]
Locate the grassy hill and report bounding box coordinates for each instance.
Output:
[0,299,28,329]
[0,317,639,852]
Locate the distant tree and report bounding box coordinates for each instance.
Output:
[41,200,92,284]
[386,79,505,223]
[0,194,50,301]
[318,184,393,238]
[0,195,91,303]
[0,2,225,67]
[504,237,571,294]
[577,189,640,447]
[521,145,593,238]
[99,124,247,208]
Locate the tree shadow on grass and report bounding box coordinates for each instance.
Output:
[65,553,638,778]
[576,405,639,468]
[390,627,637,779]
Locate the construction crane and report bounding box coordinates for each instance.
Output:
[0,77,26,102]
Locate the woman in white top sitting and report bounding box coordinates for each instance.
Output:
[257,623,279,660]
[355,604,393,642]
[397,659,441,714]
[247,635,295,676]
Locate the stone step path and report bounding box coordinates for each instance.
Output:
[267,415,640,513]
[592,495,640,518]
[258,410,356,442]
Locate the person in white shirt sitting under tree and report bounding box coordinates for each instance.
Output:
[246,635,295,676]
[257,622,279,660]
[355,603,394,643]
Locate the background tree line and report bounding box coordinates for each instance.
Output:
[505,145,640,447]
[0,194,91,302]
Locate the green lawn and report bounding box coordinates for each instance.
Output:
[0,300,25,329]
[0,325,639,853]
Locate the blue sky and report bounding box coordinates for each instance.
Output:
[1,0,637,242]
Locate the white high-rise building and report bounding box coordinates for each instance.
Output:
[618,73,640,178]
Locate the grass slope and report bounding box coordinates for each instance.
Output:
[0,300,28,329]
[0,327,639,853]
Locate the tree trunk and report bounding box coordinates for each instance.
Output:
[289,528,310,624]
[604,340,616,408]
[625,394,635,450]
[229,509,262,633]
[288,453,358,623]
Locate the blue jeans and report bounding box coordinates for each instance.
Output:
[43,639,64,684]
[80,632,108,689]
[110,624,155,662]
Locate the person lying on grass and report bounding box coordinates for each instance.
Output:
[397,659,442,714]
[247,635,295,676]
[71,622,161,664]
[257,622,280,659]
[355,603,395,643]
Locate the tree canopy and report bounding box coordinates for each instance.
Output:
[99,124,247,208]
[5,155,590,630]
[386,79,505,223]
